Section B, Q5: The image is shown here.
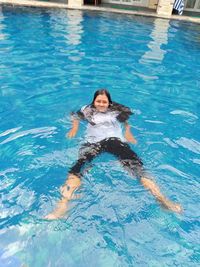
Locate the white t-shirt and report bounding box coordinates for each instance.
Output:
[85,109,125,143]
[75,103,132,144]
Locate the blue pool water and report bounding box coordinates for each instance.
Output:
[0,6,200,267]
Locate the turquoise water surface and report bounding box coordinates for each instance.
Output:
[0,6,200,267]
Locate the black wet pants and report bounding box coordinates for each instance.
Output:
[69,138,144,178]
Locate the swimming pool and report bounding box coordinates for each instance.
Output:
[0,5,199,267]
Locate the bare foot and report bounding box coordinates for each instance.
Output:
[163,201,182,213]
[44,213,60,220]
[44,199,68,220]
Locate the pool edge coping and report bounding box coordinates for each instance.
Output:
[0,0,200,24]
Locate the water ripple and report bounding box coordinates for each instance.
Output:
[176,138,200,154]
[0,127,22,137]
[0,127,57,145]
[170,110,198,119]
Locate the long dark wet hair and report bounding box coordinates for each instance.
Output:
[91,89,112,107]
[74,89,132,124]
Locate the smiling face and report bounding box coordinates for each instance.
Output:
[94,94,109,112]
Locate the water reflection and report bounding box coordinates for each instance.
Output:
[48,9,84,86]
[48,9,83,47]
[0,6,6,41]
[140,18,170,63]
[66,10,83,46]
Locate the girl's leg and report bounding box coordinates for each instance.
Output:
[140,177,182,213]
[45,174,81,220]
[104,138,143,178]
[105,138,182,213]
[45,143,103,220]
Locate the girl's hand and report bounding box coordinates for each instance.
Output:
[124,122,137,144]
[125,131,137,144]
[67,118,79,139]
[67,128,77,138]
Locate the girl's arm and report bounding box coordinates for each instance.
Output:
[67,118,80,138]
[124,122,137,144]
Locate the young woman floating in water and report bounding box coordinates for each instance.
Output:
[45,89,182,220]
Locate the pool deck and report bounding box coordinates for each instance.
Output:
[0,0,200,24]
